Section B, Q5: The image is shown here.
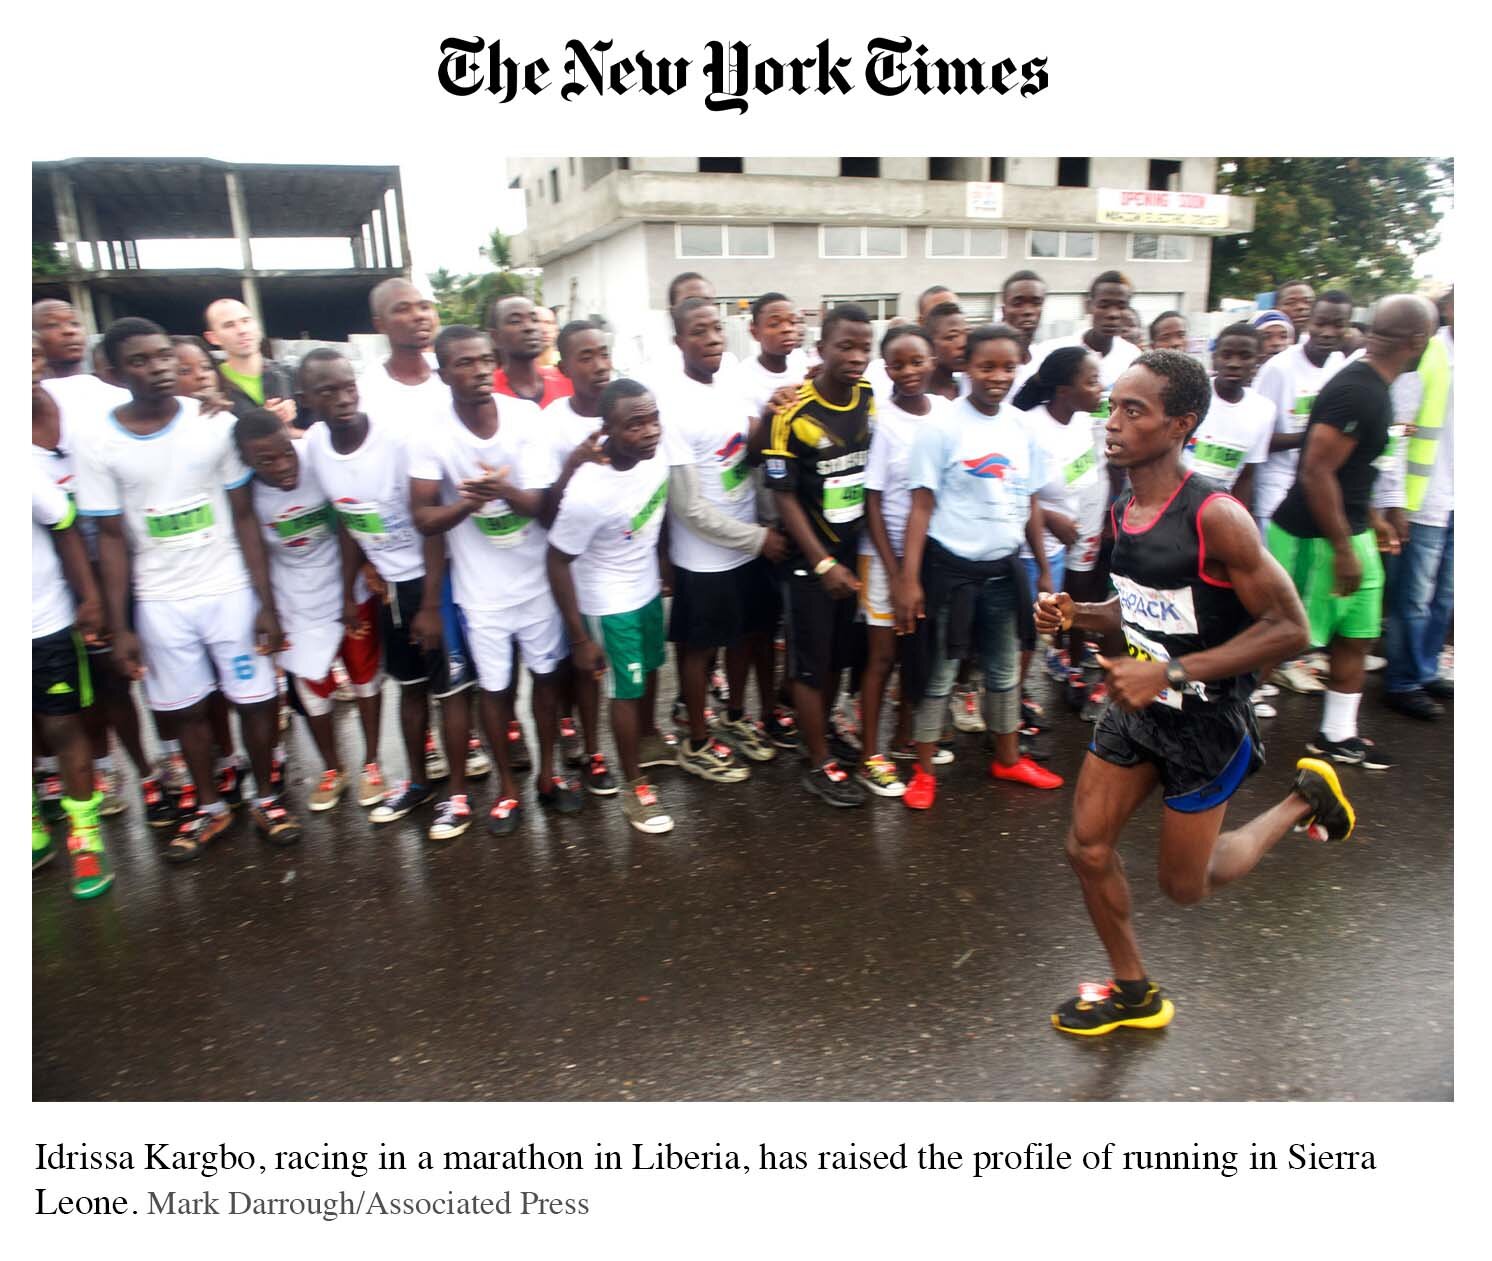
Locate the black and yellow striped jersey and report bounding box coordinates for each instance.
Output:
[762,378,875,560]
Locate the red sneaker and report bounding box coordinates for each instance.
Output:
[991,756,1064,790]
[903,767,938,810]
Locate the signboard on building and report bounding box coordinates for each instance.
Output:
[1096,188,1229,229]
[965,182,1004,220]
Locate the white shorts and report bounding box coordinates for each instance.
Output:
[463,591,567,693]
[857,552,895,628]
[134,587,278,711]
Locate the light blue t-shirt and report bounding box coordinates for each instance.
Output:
[908,398,1042,562]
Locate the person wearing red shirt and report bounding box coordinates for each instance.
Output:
[488,295,574,407]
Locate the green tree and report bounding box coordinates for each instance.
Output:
[32,241,68,277]
[1210,158,1451,306]
[428,229,531,327]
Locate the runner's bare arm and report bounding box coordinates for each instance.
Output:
[1176,495,1309,683]
[410,475,476,535]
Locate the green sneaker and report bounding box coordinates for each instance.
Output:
[621,777,674,835]
[33,792,56,871]
[62,793,113,900]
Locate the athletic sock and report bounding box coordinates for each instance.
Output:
[1322,690,1361,743]
[274,743,287,762]
[213,755,237,774]
[201,799,229,817]
[255,795,278,810]
[1114,977,1150,1004]
[62,791,103,836]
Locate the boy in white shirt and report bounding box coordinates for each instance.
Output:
[76,319,300,860]
[1184,323,1275,504]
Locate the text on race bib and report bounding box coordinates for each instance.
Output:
[1190,439,1246,471]
[271,502,334,546]
[822,472,866,524]
[145,496,215,548]
[473,505,532,546]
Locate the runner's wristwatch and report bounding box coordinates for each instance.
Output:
[1165,661,1188,689]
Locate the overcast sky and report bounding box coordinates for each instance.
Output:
[41,154,1454,289]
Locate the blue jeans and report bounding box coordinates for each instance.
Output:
[1023,550,1066,597]
[1383,516,1453,694]
[914,573,1021,742]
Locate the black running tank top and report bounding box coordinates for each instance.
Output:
[1109,473,1254,708]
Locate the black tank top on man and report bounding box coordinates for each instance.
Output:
[1109,472,1255,709]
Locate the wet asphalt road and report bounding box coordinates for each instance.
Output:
[32,666,1452,1102]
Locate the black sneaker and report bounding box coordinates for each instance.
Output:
[142,776,181,829]
[488,796,522,836]
[369,781,435,824]
[763,707,801,750]
[584,752,618,796]
[1052,980,1175,1036]
[801,761,866,808]
[537,774,584,815]
[1423,677,1453,701]
[1292,757,1357,842]
[1384,689,1443,721]
[827,730,861,767]
[1306,732,1394,770]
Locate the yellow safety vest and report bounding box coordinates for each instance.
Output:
[1405,334,1450,514]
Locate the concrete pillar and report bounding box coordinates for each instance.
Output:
[79,194,103,270]
[362,220,377,268]
[351,233,367,268]
[96,290,116,327]
[106,241,118,269]
[68,280,97,334]
[377,202,393,273]
[224,170,262,326]
[50,171,84,271]
[392,175,412,278]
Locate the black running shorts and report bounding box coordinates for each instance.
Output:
[668,557,780,648]
[1090,696,1263,813]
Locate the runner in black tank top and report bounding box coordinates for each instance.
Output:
[1032,350,1359,1037]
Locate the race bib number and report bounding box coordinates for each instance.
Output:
[473,504,531,547]
[335,500,397,550]
[271,501,333,550]
[1064,447,1097,487]
[1190,439,1246,477]
[822,471,866,524]
[1287,392,1316,433]
[1122,625,1182,710]
[145,495,216,549]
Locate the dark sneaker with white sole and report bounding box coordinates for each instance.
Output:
[801,761,866,808]
[1306,732,1393,770]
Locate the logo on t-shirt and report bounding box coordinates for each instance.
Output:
[962,452,1012,480]
[625,479,668,540]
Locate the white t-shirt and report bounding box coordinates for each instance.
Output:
[356,355,449,434]
[659,374,757,573]
[547,456,670,617]
[1251,343,1345,523]
[303,415,425,584]
[406,400,553,612]
[1030,333,1139,392]
[40,373,129,435]
[73,398,254,603]
[541,396,604,470]
[251,443,342,634]
[1182,385,1275,490]
[1019,404,1103,560]
[861,395,946,557]
[33,455,75,639]
[729,350,809,419]
[634,344,740,396]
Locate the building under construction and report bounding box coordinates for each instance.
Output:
[33,157,412,341]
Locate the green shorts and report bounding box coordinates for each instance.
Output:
[1266,523,1384,646]
[586,595,665,701]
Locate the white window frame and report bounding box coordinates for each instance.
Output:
[674,222,775,260]
[924,226,1007,259]
[1127,233,1193,262]
[824,294,899,322]
[1026,229,1097,261]
[818,225,907,260]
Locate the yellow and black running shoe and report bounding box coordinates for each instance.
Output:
[1052,981,1175,1036]
[1292,757,1356,842]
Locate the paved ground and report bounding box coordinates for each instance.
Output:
[33,666,1452,1101]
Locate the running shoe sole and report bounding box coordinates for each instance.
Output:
[1304,738,1391,771]
[1052,997,1175,1037]
[678,754,751,784]
[1294,757,1357,841]
[857,770,907,798]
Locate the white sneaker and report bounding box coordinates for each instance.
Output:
[1251,701,1278,719]
[1251,682,1280,700]
[1272,660,1325,693]
[951,688,987,733]
[1439,646,1455,681]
